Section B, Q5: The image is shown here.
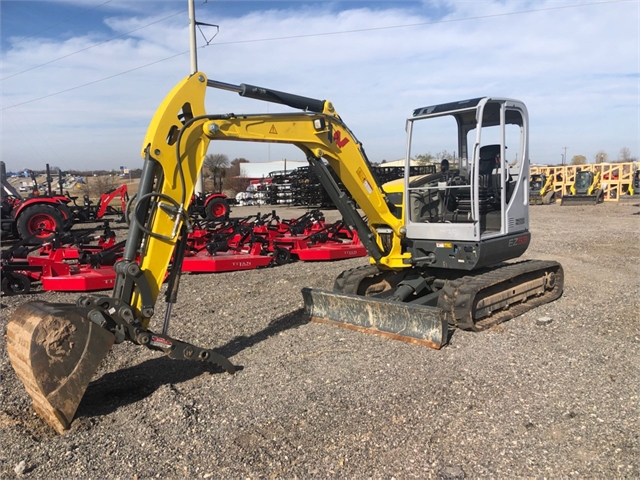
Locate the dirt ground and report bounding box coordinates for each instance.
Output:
[0,202,638,478]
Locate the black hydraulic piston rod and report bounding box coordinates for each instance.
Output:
[207,79,326,113]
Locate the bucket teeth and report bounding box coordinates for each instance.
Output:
[6,301,114,434]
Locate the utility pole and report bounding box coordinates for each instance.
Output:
[188,0,197,75]
[189,0,205,195]
[562,147,568,166]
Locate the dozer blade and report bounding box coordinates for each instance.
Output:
[560,194,599,206]
[6,301,115,434]
[301,288,447,349]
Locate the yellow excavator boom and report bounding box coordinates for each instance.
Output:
[201,113,409,269]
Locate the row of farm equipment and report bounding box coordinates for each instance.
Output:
[1,161,235,244]
[1,210,366,295]
[1,161,132,243]
[529,162,640,206]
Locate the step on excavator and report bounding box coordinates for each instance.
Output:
[6,72,564,433]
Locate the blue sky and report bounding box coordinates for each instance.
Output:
[1,0,638,172]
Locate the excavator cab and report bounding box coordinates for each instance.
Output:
[574,171,594,194]
[403,98,530,269]
[529,174,544,192]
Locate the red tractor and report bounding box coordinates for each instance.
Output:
[189,192,231,221]
[1,162,74,243]
[186,173,232,221]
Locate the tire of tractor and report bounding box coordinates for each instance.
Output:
[274,247,292,265]
[1,272,31,295]
[57,203,74,228]
[205,197,230,221]
[16,204,66,243]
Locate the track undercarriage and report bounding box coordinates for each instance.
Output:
[303,260,564,346]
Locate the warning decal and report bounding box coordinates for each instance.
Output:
[150,336,172,349]
[269,125,278,134]
[356,168,373,194]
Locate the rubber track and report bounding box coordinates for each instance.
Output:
[437,260,564,331]
[334,260,563,334]
[333,265,380,294]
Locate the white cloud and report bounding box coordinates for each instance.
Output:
[1,0,638,171]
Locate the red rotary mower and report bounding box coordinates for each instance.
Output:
[179,210,367,274]
[1,223,124,294]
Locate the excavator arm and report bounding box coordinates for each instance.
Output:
[6,73,234,434]
[540,174,553,196]
[5,72,415,434]
[587,171,602,195]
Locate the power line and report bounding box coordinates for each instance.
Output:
[1,8,188,81]
[9,0,114,45]
[210,0,632,46]
[3,99,70,169]
[2,50,191,111]
[1,0,630,111]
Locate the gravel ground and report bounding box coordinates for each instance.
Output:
[1,202,638,478]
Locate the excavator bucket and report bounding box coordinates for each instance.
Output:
[6,301,115,433]
[301,288,448,349]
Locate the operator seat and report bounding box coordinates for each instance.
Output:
[456,144,501,214]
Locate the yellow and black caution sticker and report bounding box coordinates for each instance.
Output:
[356,167,373,194]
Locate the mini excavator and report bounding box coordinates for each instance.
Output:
[6,72,564,433]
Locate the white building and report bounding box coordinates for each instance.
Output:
[239,160,308,179]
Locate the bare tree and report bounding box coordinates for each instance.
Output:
[413,153,435,165]
[204,153,229,176]
[617,147,637,162]
[570,155,587,165]
[594,151,608,164]
[78,175,118,201]
[91,175,118,197]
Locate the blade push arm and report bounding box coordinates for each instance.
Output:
[540,174,553,196]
